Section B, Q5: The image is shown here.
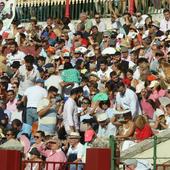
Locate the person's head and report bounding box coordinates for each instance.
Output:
[166,103,170,115]
[24,55,35,71]
[134,115,147,129]
[0,100,6,110]
[137,57,149,73]
[29,147,41,160]
[126,69,133,80]
[91,25,98,35]
[123,111,132,122]
[99,100,110,110]
[163,9,170,21]
[80,12,87,22]
[68,132,81,147]
[0,20,3,31]
[7,90,15,102]
[75,59,84,70]
[34,131,45,144]
[12,119,22,131]
[116,82,126,96]
[9,41,18,54]
[97,113,109,128]
[103,32,111,42]
[110,71,119,82]
[70,87,83,99]
[48,86,58,99]
[100,59,108,71]
[111,51,121,64]
[46,17,53,26]
[5,128,18,140]
[124,159,137,170]
[81,97,91,109]
[11,61,21,73]
[136,11,142,22]
[37,56,46,67]
[94,13,101,24]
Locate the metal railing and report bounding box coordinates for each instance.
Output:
[15,0,170,22]
[22,160,85,170]
[109,135,170,170]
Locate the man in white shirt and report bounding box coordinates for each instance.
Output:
[97,113,117,138]
[6,41,25,66]
[44,64,62,94]
[97,59,112,89]
[115,82,141,118]
[15,55,40,97]
[93,14,106,32]
[22,79,47,125]
[160,9,170,33]
[63,87,83,134]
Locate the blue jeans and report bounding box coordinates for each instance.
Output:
[69,164,83,170]
[26,107,38,125]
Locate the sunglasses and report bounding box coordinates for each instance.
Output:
[136,15,141,17]
[95,17,100,19]
[34,136,40,139]
[82,102,89,104]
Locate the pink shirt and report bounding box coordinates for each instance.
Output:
[149,89,167,102]
[6,98,18,113]
[38,146,67,170]
[140,99,154,119]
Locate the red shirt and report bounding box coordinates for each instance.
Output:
[135,124,153,141]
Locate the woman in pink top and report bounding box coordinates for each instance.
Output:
[140,89,155,119]
[38,136,67,170]
[148,80,167,102]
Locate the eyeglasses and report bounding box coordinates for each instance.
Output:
[34,136,40,139]
[136,15,141,17]
[103,36,109,38]
[82,102,89,105]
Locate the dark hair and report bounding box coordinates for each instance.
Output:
[91,25,98,30]
[163,9,170,13]
[0,82,8,91]
[0,20,3,25]
[36,130,45,138]
[48,86,58,94]
[127,69,134,75]
[99,100,110,108]
[10,41,18,47]
[12,119,22,127]
[137,57,149,65]
[70,87,83,95]
[7,90,15,94]
[63,17,71,25]
[75,59,84,70]
[24,55,35,64]
[82,97,91,105]
[100,59,108,65]
[110,71,117,77]
[37,56,46,62]
[64,62,73,69]
[6,128,18,138]
[116,82,125,89]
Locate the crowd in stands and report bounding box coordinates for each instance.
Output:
[0,6,170,170]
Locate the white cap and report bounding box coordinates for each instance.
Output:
[97,113,109,122]
[101,47,116,55]
[148,80,159,88]
[86,51,95,57]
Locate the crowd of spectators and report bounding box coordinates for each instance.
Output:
[0,7,170,170]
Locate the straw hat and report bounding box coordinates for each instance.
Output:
[68,132,81,139]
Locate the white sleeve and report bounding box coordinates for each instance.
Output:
[65,103,74,126]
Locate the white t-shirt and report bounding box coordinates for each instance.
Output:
[24,85,47,108]
[45,75,62,94]
[67,142,83,160]
[6,50,25,66]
